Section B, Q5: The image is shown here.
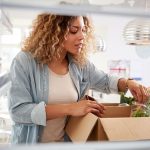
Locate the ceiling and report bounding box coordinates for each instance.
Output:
[0,0,150,27]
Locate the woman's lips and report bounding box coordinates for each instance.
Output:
[75,43,83,49]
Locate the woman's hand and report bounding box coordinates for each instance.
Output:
[127,80,150,103]
[68,100,105,117]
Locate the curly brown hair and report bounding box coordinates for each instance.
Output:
[22,13,95,65]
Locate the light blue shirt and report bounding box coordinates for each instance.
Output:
[8,51,119,144]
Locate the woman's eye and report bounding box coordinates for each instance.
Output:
[70,30,77,34]
[69,27,88,34]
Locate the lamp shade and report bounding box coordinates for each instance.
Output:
[123,19,150,45]
[95,36,106,52]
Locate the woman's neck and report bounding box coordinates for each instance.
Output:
[48,52,69,75]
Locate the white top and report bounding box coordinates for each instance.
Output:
[40,69,78,142]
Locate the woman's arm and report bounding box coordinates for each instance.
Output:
[86,60,149,103]
[45,100,105,120]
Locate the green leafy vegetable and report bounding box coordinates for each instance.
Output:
[120,92,134,105]
[132,106,149,117]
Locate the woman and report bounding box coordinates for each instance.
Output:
[8,13,149,144]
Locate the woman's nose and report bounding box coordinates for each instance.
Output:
[78,31,85,40]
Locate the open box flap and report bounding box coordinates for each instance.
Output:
[65,113,98,142]
[100,117,150,141]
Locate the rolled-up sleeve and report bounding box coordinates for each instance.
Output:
[31,101,46,126]
[108,75,120,93]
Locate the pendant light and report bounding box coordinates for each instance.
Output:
[123,0,150,45]
[95,36,106,52]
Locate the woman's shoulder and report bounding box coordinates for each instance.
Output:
[71,59,95,75]
[14,51,37,66]
[81,59,95,70]
[15,51,33,61]
[12,51,38,71]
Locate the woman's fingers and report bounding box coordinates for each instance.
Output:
[128,80,150,103]
[87,101,101,110]
[138,85,145,103]
[142,86,150,102]
[87,108,102,117]
[75,100,106,117]
[98,103,106,110]
[135,85,150,103]
[87,100,105,115]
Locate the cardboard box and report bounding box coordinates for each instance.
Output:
[65,103,150,142]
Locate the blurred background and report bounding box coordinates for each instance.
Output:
[0,0,150,144]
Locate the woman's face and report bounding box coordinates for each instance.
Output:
[62,16,86,55]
